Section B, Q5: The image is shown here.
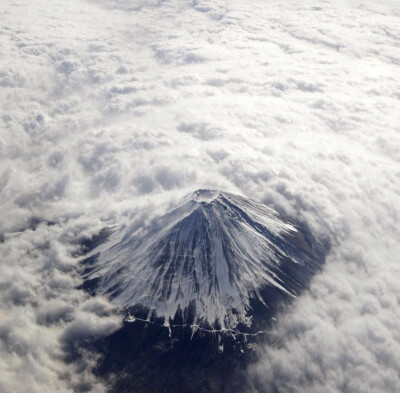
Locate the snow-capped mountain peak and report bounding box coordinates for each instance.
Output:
[83,190,322,329]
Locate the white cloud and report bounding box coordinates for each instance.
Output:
[0,0,399,391]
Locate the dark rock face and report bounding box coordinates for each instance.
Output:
[93,319,252,393]
[79,190,328,393]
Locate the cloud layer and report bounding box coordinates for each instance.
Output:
[1,0,399,391]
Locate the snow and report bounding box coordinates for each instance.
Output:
[83,190,312,329]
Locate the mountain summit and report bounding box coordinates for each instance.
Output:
[83,190,322,329]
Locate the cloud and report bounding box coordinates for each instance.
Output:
[249,165,400,392]
[0,0,399,392]
[177,121,226,140]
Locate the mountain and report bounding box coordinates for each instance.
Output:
[82,189,323,331]
[80,190,327,393]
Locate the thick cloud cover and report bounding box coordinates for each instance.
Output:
[1,0,399,391]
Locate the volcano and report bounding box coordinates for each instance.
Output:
[80,190,326,393]
[82,190,323,331]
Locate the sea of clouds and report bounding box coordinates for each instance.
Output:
[1,0,399,392]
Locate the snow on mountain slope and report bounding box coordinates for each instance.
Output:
[83,190,321,329]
